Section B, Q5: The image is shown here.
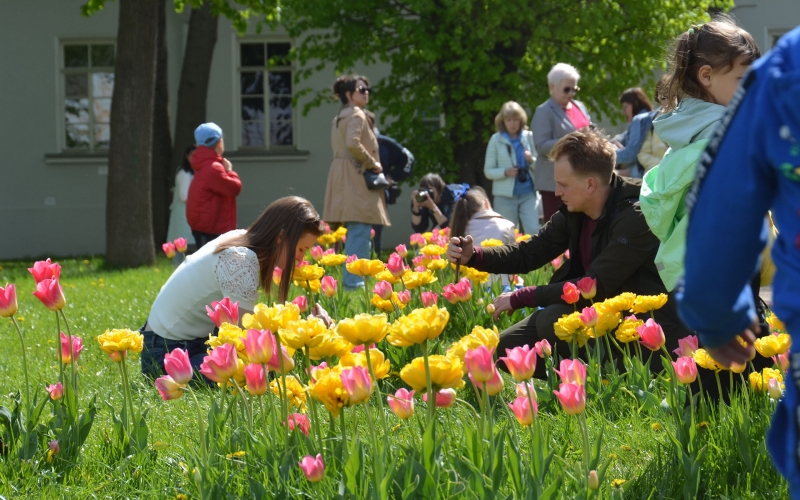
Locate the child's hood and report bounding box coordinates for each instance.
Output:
[653,97,727,150]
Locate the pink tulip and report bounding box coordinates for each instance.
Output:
[321,221,331,233]
[155,375,184,400]
[508,396,537,426]
[395,244,408,258]
[414,265,427,272]
[479,368,505,396]
[554,359,586,385]
[293,295,308,313]
[298,454,325,482]
[273,267,283,283]
[60,332,83,364]
[320,276,338,298]
[206,297,239,327]
[589,470,599,490]
[637,318,665,351]
[33,278,66,312]
[672,356,697,385]
[199,344,239,383]
[576,276,597,300]
[340,366,373,404]
[388,388,415,419]
[108,351,125,363]
[564,249,571,259]
[267,341,295,374]
[775,351,790,372]
[421,291,439,307]
[162,242,176,259]
[0,283,18,318]
[551,256,563,269]
[241,329,275,365]
[373,281,393,300]
[412,255,425,267]
[561,282,580,304]
[346,254,358,264]
[672,335,699,357]
[322,248,335,257]
[396,289,411,305]
[47,382,63,400]
[579,306,598,328]
[534,339,552,358]
[443,278,472,304]
[173,237,188,253]
[464,345,495,383]
[49,440,60,454]
[768,378,784,399]
[423,388,457,408]
[164,348,193,384]
[28,258,61,283]
[409,233,426,247]
[370,229,375,238]
[284,413,311,435]
[310,362,328,383]
[554,382,586,415]
[500,345,537,381]
[310,245,324,261]
[387,253,407,277]
[516,381,537,400]
[244,363,268,395]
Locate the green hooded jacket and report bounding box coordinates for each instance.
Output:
[639,98,726,291]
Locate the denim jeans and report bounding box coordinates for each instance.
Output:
[493,191,541,235]
[140,326,214,383]
[342,222,372,290]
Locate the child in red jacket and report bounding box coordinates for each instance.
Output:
[186,123,242,248]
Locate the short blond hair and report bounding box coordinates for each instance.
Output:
[494,101,529,132]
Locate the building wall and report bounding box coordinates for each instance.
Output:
[731,0,800,50]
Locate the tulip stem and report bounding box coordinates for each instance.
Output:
[231,378,253,432]
[304,347,324,452]
[55,311,64,387]
[579,413,591,484]
[363,397,384,491]
[340,409,348,461]
[60,310,80,452]
[10,316,31,420]
[275,333,289,444]
[421,342,435,425]
[187,386,209,465]
[363,347,390,449]
[262,364,277,435]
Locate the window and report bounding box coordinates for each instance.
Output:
[62,42,115,151]
[768,28,791,49]
[239,41,294,149]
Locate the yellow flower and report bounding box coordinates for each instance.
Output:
[375,269,403,285]
[479,238,504,247]
[651,422,662,431]
[754,333,791,357]
[426,259,448,271]
[611,479,626,488]
[554,312,589,347]
[371,293,407,313]
[225,451,246,459]
[207,323,248,361]
[336,313,389,345]
[461,266,490,284]
[308,366,348,417]
[339,348,390,379]
[294,279,321,293]
[515,233,531,243]
[400,355,465,392]
[749,367,784,392]
[594,311,622,337]
[333,226,347,241]
[601,293,637,314]
[630,294,668,314]
[401,270,438,289]
[693,348,725,371]
[242,302,300,332]
[446,325,500,362]
[96,329,144,355]
[279,317,329,350]
[292,264,325,282]
[730,362,747,374]
[421,232,433,242]
[614,316,643,343]
[345,259,385,277]
[318,254,348,267]
[387,306,450,347]
[766,312,786,333]
[270,375,308,412]
[308,331,352,360]
[317,234,337,246]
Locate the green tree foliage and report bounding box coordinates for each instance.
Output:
[281,0,733,185]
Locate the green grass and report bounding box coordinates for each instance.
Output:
[0,257,789,499]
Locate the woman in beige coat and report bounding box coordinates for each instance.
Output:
[323,74,390,290]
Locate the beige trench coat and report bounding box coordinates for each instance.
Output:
[323,105,391,226]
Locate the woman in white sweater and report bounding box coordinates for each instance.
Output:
[166,145,197,249]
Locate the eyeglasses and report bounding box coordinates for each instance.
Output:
[356,86,371,95]
[563,86,580,94]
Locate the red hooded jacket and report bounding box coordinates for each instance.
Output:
[186,146,242,234]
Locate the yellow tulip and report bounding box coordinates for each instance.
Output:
[419,244,446,256]
[402,270,438,290]
[749,367,784,392]
[421,232,433,243]
[294,279,321,293]
[292,264,325,282]
[242,302,301,332]
[594,311,622,337]
[426,259,449,271]
[317,234,337,246]
[400,355,465,392]
[375,269,403,285]
[333,226,347,241]
[371,293,407,313]
[693,348,725,371]
[96,328,144,355]
[279,317,329,350]
[554,312,589,347]
[308,367,348,417]
[318,254,348,267]
[270,375,308,412]
[630,294,668,314]
[339,348,390,379]
[462,267,491,284]
[207,323,248,361]
[766,312,786,333]
[346,259,385,277]
[601,293,637,314]
[614,316,643,343]
[336,313,389,345]
[479,238,504,247]
[308,332,352,360]
[387,306,450,347]
[755,333,791,357]
[446,325,500,363]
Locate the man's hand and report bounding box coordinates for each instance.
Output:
[492,292,515,322]
[419,192,437,210]
[505,167,520,177]
[223,158,233,172]
[447,235,474,265]
[524,150,534,164]
[706,324,758,368]
[372,162,383,173]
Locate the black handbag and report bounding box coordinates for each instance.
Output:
[336,119,389,190]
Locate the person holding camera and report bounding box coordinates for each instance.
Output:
[484,101,540,235]
[411,173,468,233]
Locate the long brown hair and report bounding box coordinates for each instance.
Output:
[619,88,653,117]
[449,186,488,239]
[662,16,759,110]
[216,196,323,302]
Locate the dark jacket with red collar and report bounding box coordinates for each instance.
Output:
[471,173,667,308]
[186,146,242,235]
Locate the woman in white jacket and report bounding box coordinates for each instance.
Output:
[483,101,540,235]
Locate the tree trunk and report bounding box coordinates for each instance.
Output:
[105,0,159,267]
[152,0,173,248]
[169,3,219,172]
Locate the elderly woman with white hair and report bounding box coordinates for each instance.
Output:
[483,101,540,235]
[531,63,592,222]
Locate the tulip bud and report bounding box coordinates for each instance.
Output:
[298,454,325,482]
[162,242,176,259]
[395,244,408,258]
[293,295,308,313]
[486,303,496,314]
[388,388,415,419]
[174,237,188,253]
[768,378,783,400]
[321,276,338,298]
[0,283,18,318]
[46,382,63,400]
[396,290,411,305]
[588,470,599,490]
[423,388,457,408]
[421,291,439,307]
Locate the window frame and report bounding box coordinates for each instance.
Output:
[57,39,116,153]
[234,37,297,151]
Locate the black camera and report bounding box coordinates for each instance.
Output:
[415,188,432,203]
[517,168,529,183]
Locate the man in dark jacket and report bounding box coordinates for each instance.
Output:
[447,129,689,372]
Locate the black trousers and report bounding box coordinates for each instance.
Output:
[191,230,221,251]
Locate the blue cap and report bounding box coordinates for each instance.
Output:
[194,122,223,147]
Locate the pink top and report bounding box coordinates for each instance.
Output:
[565,102,590,130]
